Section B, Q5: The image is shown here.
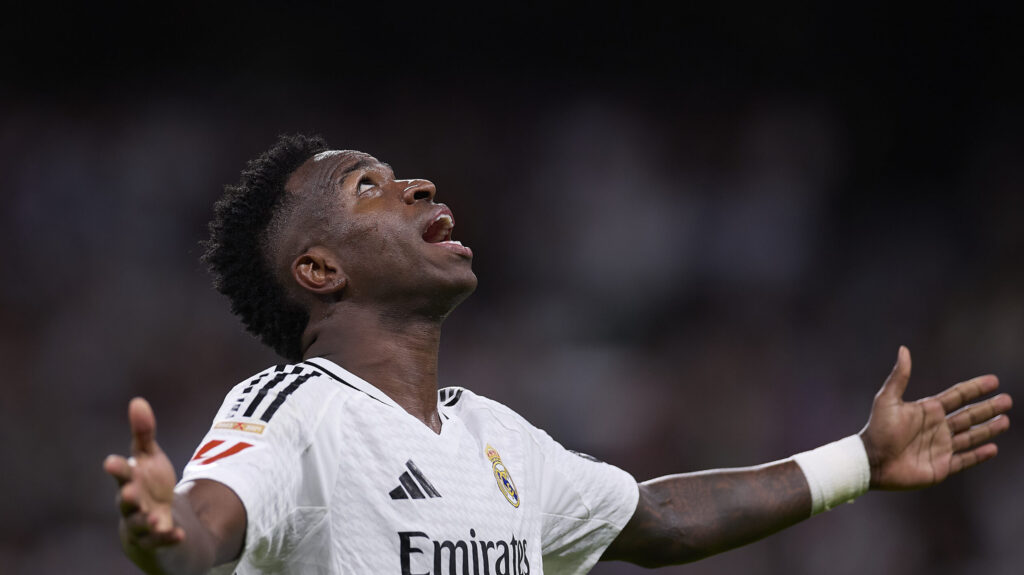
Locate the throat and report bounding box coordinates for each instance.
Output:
[303,305,446,431]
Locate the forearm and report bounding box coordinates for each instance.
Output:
[604,460,811,566]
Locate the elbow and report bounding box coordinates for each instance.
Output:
[609,484,715,567]
[607,511,710,567]
[639,526,712,567]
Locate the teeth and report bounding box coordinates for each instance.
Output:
[423,212,457,244]
[442,240,463,246]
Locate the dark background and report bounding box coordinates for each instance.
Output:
[1,3,1021,574]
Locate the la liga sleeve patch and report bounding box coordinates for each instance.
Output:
[190,439,255,465]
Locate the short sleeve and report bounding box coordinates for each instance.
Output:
[533,428,640,575]
[175,365,337,572]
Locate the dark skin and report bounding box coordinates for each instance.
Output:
[604,347,1011,565]
[104,151,1013,573]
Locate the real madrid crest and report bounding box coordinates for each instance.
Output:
[485,444,520,508]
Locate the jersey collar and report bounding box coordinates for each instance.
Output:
[303,357,405,409]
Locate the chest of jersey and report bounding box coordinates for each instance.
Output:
[319,397,539,574]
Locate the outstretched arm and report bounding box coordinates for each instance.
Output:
[602,347,1012,567]
[602,459,811,566]
[103,398,246,575]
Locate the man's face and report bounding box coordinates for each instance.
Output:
[288,150,477,316]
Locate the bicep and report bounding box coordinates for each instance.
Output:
[183,479,247,565]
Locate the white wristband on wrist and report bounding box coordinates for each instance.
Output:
[791,435,871,515]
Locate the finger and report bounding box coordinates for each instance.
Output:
[134,526,186,548]
[949,443,998,475]
[123,507,181,538]
[119,483,141,516]
[936,375,1001,414]
[104,454,133,486]
[952,415,1010,452]
[122,517,186,549]
[129,397,158,456]
[124,511,155,536]
[879,346,912,400]
[147,506,176,532]
[948,393,1013,433]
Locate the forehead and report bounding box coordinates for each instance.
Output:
[315,150,393,182]
[287,150,393,195]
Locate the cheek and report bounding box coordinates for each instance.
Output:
[343,221,418,268]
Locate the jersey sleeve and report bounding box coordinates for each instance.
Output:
[175,365,339,572]
[532,426,640,574]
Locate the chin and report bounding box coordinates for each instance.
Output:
[446,271,478,310]
[430,270,478,320]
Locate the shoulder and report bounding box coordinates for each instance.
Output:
[439,386,543,436]
[219,363,335,415]
[210,362,351,440]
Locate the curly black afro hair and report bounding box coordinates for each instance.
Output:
[203,134,329,362]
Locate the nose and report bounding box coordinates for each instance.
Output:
[401,179,436,204]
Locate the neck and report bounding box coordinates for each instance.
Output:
[302,304,444,433]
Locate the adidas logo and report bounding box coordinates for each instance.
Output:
[389,460,441,500]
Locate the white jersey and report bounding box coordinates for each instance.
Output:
[177,358,639,575]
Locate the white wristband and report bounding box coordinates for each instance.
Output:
[791,435,871,515]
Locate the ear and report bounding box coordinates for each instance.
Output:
[291,246,347,296]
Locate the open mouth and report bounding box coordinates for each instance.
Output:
[421,206,472,258]
[422,209,455,243]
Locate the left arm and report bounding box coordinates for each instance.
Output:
[602,460,810,566]
[603,346,1012,567]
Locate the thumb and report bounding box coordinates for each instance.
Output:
[129,397,159,456]
[880,346,912,400]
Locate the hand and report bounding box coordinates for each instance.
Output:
[859,346,1012,490]
[104,398,185,557]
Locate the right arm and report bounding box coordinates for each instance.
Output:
[103,398,246,575]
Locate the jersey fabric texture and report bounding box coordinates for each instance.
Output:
[177,358,639,575]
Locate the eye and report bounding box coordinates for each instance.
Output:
[357,178,376,194]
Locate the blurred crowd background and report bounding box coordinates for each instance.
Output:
[1,4,1020,574]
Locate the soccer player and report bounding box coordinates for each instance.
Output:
[103,135,1012,574]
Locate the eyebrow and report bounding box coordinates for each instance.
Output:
[335,158,396,182]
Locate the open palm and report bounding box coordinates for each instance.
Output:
[103,398,184,553]
[859,347,1012,490]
